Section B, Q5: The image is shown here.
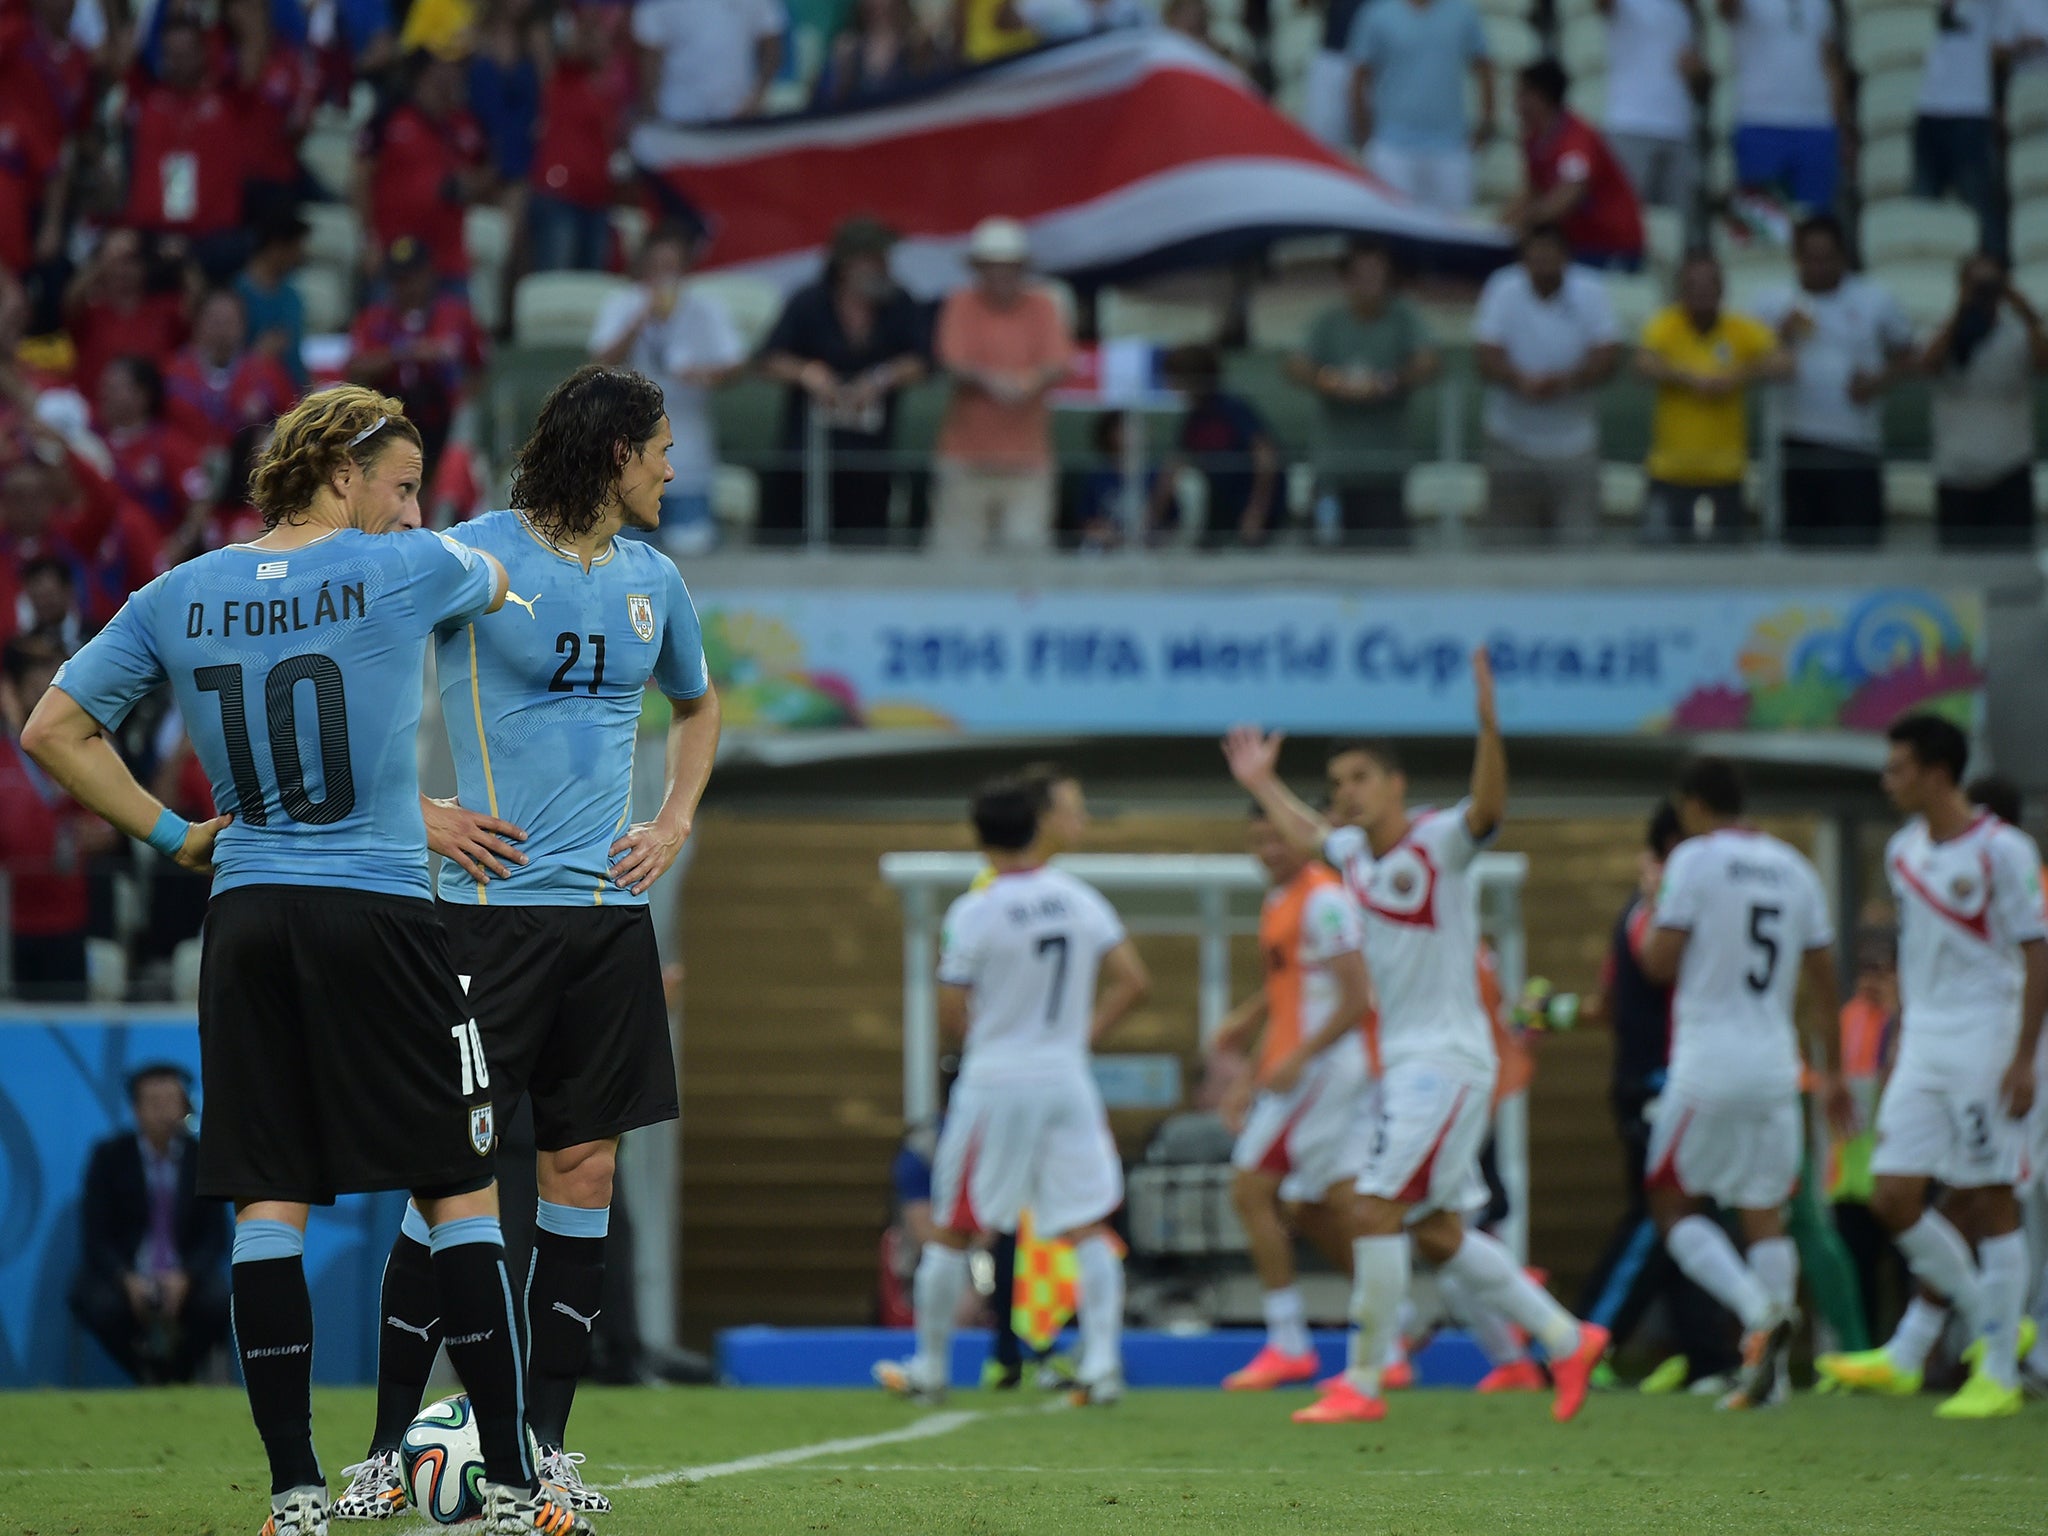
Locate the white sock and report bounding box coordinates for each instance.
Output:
[1441,1229,1582,1359]
[1404,1270,1447,1341]
[1262,1286,1310,1357]
[1976,1231,2028,1391]
[1438,1268,1526,1366]
[1074,1235,1125,1384]
[1895,1211,1984,1332]
[1345,1235,1408,1394]
[912,1244,970,1387]
[1665,1215,1772,1332]
[1886,1295,1950,1373]
[1747,1236,1799,1320]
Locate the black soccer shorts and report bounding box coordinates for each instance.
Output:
[437,902,679,1152]
[196,886,498,1205]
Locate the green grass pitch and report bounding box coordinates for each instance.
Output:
[0,1385,2042,1535]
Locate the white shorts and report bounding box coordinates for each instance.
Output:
[1363,140,1475,214]
[1233,1034,1372,1203]
[1355,1059,1493,1216]
[932,1070,1122,1238]
[1872,1065,2029,1189]
[1645,1088,1801,1211]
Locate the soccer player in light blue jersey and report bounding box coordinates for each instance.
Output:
[338,367,720,1520]
[22,386,594,1536]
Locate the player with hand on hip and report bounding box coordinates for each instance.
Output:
[1637,756,1847,1411]
[1225,649,1607,1427]
[875,776,1151,1407]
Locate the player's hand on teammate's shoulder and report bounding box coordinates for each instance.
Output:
[609,815,690,895]
[1222,725,1284,788]
[424,796,528,883]
[174,813,233,875]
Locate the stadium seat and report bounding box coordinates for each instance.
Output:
[2018,261,2048,302]
[1884,462,1935,517]
[689,271,790,352]
[711,462,759,531]
[511,271,632,348]
[1603,270,1666,334]
[465,206,513,272]
[1875,259,1963,327]
[1477,139,1522,205]
[304,202,361,270]
[1404,461,1483,522]
[1858,67,1922,139]
[1600,462,1646,519]
[1482,10,1539,63]
[1862,198,1978,265]
[1568,73,1606,122]
[1857,132,1913,201]
[302,125,354,199]
[290,264,350,334]
[2011,137,2048,202]
[2015,204,2048,265]
[1642,207,1685,275]
[1724,264,1789,321]
[612,205,649,260]
[1100,287,1224,346]
[1848,6,1935,74]
[1560,12,1606,78]
[2011,69,2048,137]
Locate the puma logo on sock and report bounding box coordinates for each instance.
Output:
[386,1315,439,1341]
[551,1302,601,1333]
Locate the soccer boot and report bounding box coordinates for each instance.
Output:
[475,1481,593,1536]
[1722,1312,1795,1410]
[1292,1376,1386,1424]
[260,1488,329,1536]
[1550,1322,1610,1422]
[538,1447,612,1514]
[1223,1345,1322,1391]
[1381,1356,1416,1390]
[872,1357,948,1405]
[1934,1367,2024,1421]
[1814,1346,1922,1396]
[1069,1370,1124,1407]
[1476,1358,1547,1394]
[331,1453,406,1521]
[1961,1317,2039,1371]
[1637,1355,1689,1396]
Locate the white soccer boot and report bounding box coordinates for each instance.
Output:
[331,1452,406,1521]
[538,1446,613,1513]
[475,1480,594,1535]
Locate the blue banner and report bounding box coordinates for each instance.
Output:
[0,1015,403,1387]
[697,587,1985,736]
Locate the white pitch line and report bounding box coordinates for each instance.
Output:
[613,1409,990,1490]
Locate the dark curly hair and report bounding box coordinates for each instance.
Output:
[509,365,667,542]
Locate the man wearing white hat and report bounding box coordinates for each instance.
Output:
[931,217,1074,554]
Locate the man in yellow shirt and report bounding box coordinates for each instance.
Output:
[1635,253,1791,543]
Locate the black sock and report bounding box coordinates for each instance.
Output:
[429,1218,533,1490]
[525,1222,607,1449]
[369,1228,443,1454]
[230,1225,322,1495]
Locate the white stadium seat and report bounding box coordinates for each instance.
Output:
[1559,13,1606,79]
[688,272,790,352]
[1642,207,1686,274]
[1602,270,1666,333]
[1884,463,1936,518]
[290,264,351,335]
[1858,67,1922,139]
[1247,285,1335,352]
[1405,462,1483,522]
[2017,261,2048,304]
[2010,69,2048,135]
[301,126,354,200]
[2012,203,2048,265]
[1848,6,1936,74]
[2010,137,2048,201]
[1873,259,1963,328]
[1100,288,1222,346]
[1862,198,1979,265]
[1483,14,1540,69]
[1857,132,1913,201]
[303,202,360,270]
[465,206,514,272]
[511,271,633,348]
[1477,139,1522,205]
[1600,462,1646,519]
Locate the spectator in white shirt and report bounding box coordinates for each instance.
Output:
[1472,223,1624,542]
[1597,0,1705,227]
[1917,0,2031,259]
[1721,0,1847,214]
[634,0,787,124]
[1921,254,2048,548]
[1346,0,1495,213]
[589,224,748,555]
[1749,214,1919,547]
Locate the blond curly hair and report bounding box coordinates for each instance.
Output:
[249,385,423,528]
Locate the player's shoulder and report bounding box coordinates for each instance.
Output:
[1984,816,2042,865]
[613,534,690,593]
[442,509,522,555]
[1663,832,1711,877]
[1884,818,1923,859]
[941,884,993,937]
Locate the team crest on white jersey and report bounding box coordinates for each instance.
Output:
[469,1104,495,1157]
[627,593,654,642]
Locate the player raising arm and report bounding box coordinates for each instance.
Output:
[24,389,593,1536]
[875,776,1150,1407]
[1226,650,1606,1427]
[337,366,719,1520]
[1637,756,1845,1411]
[1817,714,2048,1419]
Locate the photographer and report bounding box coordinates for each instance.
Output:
[1922,254,2048,550]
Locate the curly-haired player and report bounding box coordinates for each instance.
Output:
[23,386,594,1535]
[335,365,720,1518]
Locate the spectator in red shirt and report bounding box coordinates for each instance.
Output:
[0,0,92,277]
[124,16,252,280]
[219,0,320,222]
[162,287,297,454]
[0,432,124,641]
[1508,59,1645,272]
[96,355,215,539]
[348,236,486,469]
[63,230,192,403]
[355,50,490,283]
[0,633,117,998]
[528,5,630,274]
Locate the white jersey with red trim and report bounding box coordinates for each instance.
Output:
[1324,801,1497,1080]
[1653,827,1834,1103]
[1885,813,2048,1077]
[938,865,1127,1084]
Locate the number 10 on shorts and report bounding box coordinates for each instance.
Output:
[451,1019,491,1095]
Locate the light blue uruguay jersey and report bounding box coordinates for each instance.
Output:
[434,510,708,907]
[53,529,498,899]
